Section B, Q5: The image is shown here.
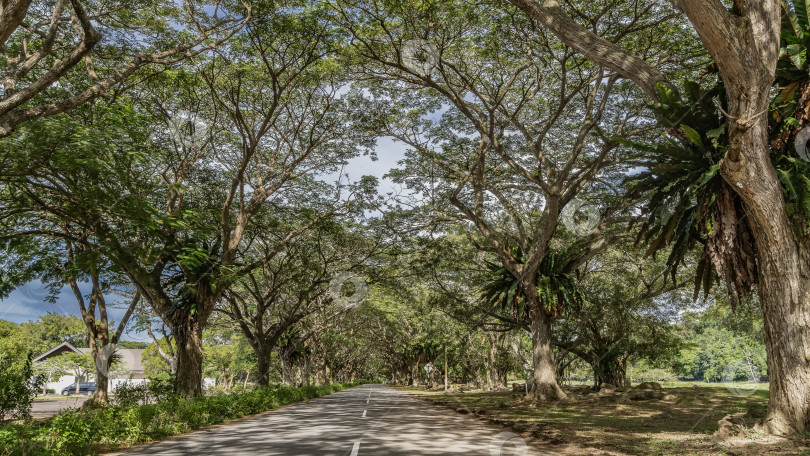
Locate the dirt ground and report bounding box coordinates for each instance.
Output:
[400,385,810,456]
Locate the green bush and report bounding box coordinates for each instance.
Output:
[0,352,43,422]
[0,382,360,455]
[111,374,175,408]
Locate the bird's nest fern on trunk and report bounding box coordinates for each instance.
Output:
[619,80,757,308]
[622,3,810,307]
[481,247,584,321]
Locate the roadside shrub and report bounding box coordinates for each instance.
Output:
[0,352,44,422]
[0,382,359,455]
[111,374,174,408]
[47,410,93,454]
[145,373,174,402]
[110,382,149,408]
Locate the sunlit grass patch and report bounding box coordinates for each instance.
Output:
[401,384,806,456]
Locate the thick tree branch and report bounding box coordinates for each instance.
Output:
[508,0,667,99]
[0,0,33,45]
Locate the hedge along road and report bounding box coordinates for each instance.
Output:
[105,384,547,455]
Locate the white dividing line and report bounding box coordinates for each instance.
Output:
[362,409,367,418]
[350,441,360,456]
[366,398,369,404]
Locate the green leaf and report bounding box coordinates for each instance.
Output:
[694,165,721,187]
[783,0,804,35]
[774,81,802,105]
[777,167,801,200]
[706,125,726,140]
[681,124,705,150]
[795,0,810,30]
[786,43,807,69]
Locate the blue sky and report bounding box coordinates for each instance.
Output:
[0,280,154,343]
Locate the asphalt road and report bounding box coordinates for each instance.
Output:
[31,397,86,419]
[108,384,545,456]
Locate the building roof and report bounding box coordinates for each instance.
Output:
[32,341,83,362]
[33,342,145,374]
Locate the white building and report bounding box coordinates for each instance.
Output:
[33,342,148,394]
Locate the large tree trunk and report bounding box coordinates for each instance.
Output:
[686,2,810,433]
[725,84,810,433]
[316,359,326,386]
[674,0,810,436]
[172,312,205,397]
[528,305,566,401]
[591,352,627,389]
[729,115,810,434]
[255,344,273,388]
[444,346,449,391]
[599,362,625,389]
[92,359,110,404]
[486,334,496,391]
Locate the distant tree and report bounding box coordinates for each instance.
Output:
[221,220,380,387]
[131,303,177,376]
[19,312,87,356]
[142,337,177,377]
[676,300,767,383]
[1,226,141,405]
[554,242,688,389]
[0,320,45,421]
[202,327,255,391]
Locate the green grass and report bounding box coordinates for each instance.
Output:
[402,384,807,456]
